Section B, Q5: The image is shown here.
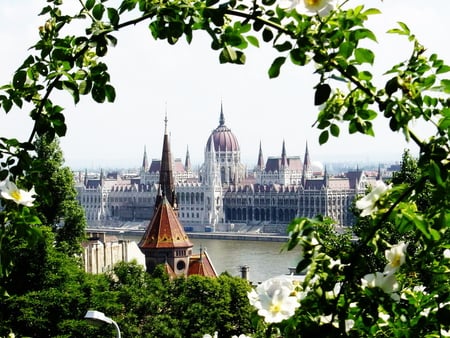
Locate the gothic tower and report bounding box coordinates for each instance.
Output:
[139,116,193,277]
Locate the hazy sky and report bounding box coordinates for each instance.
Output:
[1,1,449,169]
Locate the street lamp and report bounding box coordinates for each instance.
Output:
[84,310,121,338]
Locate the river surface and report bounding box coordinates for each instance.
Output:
[126,235,301,282]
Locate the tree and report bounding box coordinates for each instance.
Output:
[33,133,87,255]
[0,227,104,337]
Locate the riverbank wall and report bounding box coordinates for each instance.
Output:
[86,228,289,242]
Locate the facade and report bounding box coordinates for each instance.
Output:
[76,104,379,234]
[82,232,146,274]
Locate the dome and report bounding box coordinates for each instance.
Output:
[206,107,240,152]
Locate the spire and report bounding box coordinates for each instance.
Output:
[302,141,313,181]
[324,165,329,188]
[281,140,288,167]
[142,145,149,171]
[219,102,225,126]
[84,168,88,187]
[303,141,311,168]
[156,114,176,210]
[185,145,191,172]
[257,141,265,169]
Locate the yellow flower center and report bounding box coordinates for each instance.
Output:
[391,254,401,268]
[270,302,281,314]
[305,0,320,5]
[11,190,22,202]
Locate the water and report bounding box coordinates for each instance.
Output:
[126,235,301,282]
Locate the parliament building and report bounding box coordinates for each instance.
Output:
[76,105,378,234]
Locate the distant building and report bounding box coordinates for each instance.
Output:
[76,104,380,233]
[82,232,146,274]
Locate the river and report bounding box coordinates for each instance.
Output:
[125,235,301,282]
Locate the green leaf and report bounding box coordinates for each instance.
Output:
[440,79,450,93]
[219,45,237,64]
[338,41,354,59]
[274,41,292,52]
[290,48,307,66]
[105,84,116,102]
[92,3,105,20]
[13,70,27,89]
[262,28,273,43]
[18,55,35,70]
[62,81,80,104]
[79,79,92,95]
[314,83,331,106]
[362,8,381,16]
[107,8,120,27]
[85,0,95,10]
[92,84,105,103]
[293,260,310,276]
[319,130,329,145]
[358,109,377,120]
[358,70,372,81]
[387,22,410,36]
[354,48,375,65]
[1,99,12,113]
[385,77,398,96]
[330,124,340,137]
[246,36,259,47]
[437,64,450,74]
[351,28,377,43]
[268,56,286,78]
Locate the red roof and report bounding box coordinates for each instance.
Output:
[188,250,218,277]
[139,197,193,250]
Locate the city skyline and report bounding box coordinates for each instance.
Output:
[1,1,449,169]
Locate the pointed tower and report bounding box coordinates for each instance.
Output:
[280,140,288,168]
[279,140,289,185]
[155,114,176,211]
[185,145,192,172]
[142,145,149,171]
[302,141,313,181]
[139,116,194,276]
[323,165,329,188]
[257,141,265,170]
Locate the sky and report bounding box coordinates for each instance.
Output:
[1,0,449,170]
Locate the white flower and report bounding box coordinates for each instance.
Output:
[248,276,300,323]
[0,179,36,207]
[356,180,391,217]
[231,335,252,338]
[361,271,399,294]
[203,332,218,338]
[325,282,341,299]
[378,311,390,326]
[444,249,450,259]
[441,329,450,337]
[384,242,407,274]
[316,315,354,333]
[279,0,337,17]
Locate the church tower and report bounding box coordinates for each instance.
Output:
[139,116,193,277]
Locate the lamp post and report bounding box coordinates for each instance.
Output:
[84,310,121,338]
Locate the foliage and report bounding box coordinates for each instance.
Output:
[0,0,449,336]
[33,133,87,255]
